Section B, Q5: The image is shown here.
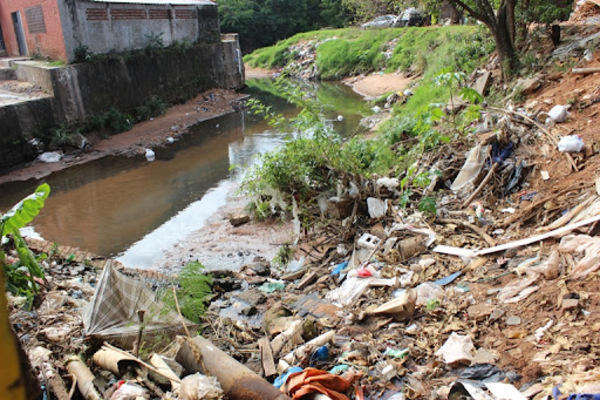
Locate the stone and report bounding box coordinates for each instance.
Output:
[472,70,492,96]
[229,213,250,227]
[506,315,521,326]
[561,298,579,311]
[471,348,497,365]
[489,309,506,322]
[233,289,266,305]
[467,303,493,320]
[516,77,541,95]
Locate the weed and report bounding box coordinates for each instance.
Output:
[418,196,437,215]
[47,60,65,67]
[512,87,525,103]
[74,45,92,63]
[136,96,166,121]
[273,244,294,267]
[426,299,441,310]
[106,108,133,133]
[161,261,212,324]
[145,32,165,56]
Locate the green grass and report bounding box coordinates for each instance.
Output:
[245,25,494,118]
[245,26,493,81]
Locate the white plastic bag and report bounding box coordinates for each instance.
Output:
[435,333,475,366]
[414,282,444,306]
[38,151,62,163]
[367,197,387,218]
[547,105,570,123]
[177,373,224,400]
[557,135,584,152]
[451,144,490,194]
[110,383,149,400]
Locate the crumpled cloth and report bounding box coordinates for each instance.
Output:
[282,367,354,400]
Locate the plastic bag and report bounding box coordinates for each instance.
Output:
[558,136,584,152]
[367,197,387,219]
[558,235,600,279]
[547,105,570,123]
[326,277,370,306]
[497,275,539,303]
[38,151,63,163]
[177,373,224,400]
[414,282,444,306]
[451,144,490,194]
[110,382,149,400]
[527,250,560,279]
[435,332,475,366]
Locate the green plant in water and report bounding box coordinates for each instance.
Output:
[243,78,396,218]
[0,184,50,309]
[163,261,212,324]
[273,244,293,267]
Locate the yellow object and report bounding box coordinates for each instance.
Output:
[0,270,26,400]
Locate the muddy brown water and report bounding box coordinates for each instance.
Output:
[0,80,370,269]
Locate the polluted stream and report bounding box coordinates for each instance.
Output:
[0,79,371,272]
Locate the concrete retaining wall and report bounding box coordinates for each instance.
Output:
[0,68,17,80]
[0,39,244,173]
[0,98,56,172]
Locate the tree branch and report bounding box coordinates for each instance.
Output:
[450,0,490,25]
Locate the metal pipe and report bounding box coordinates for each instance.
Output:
[176,336,292,400]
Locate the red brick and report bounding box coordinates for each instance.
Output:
[111,8,147,20]
[149,9,170,19]
[86,8,109,21]
[175,8,195,19]
[0,0,67,61]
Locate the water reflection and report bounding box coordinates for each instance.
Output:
[0,79,369,267]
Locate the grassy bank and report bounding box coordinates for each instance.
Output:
[244,25,494,118]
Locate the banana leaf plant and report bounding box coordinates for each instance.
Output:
[0,184,50,307]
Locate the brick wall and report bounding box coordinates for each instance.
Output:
[59,0,219,62]
[0,0,67,60]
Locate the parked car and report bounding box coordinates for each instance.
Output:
[361,14,400,29]
[397,8,424,27]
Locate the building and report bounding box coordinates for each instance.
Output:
[0,0,219,62]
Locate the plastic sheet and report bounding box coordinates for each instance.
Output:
[451,144,490,194]
[558,235,600,279]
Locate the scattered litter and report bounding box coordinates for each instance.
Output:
[177,373,224,400]
[436,333,476,366]
[38,151,63,163]
[558,136,584,152]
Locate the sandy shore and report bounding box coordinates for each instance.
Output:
[345,73,413,99]
[154,188,293,274]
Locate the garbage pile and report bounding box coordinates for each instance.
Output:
[9,25,600,400]
[188,94,600,399]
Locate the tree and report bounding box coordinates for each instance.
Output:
[445,0,518,78]
[218,0,349,53]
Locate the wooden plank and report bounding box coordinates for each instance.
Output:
[258,337,277,378]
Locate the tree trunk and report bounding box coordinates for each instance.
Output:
[448,0,519,78]
[506,0,516,47]
[493,25,517,79]
[491,3,518,79]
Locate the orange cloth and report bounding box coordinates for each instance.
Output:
[283,368,353,400]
